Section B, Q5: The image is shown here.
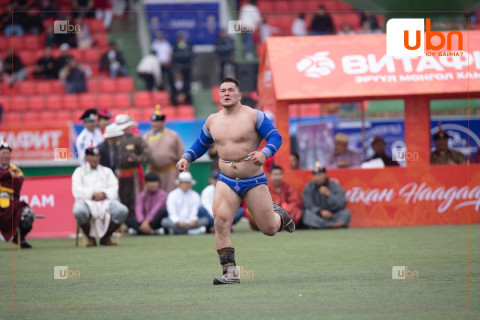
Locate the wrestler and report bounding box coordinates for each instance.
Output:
[177,78,295,285]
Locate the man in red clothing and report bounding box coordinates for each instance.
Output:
[267,165,302,225]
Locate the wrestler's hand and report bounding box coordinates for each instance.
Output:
[248,151,267,167]
[176,157,189,172]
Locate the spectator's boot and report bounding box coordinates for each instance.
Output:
[213,247,240,285]
[100,221,119,246]
[12,233,32,249]
[79,222,96,247]
[273,202,295,233]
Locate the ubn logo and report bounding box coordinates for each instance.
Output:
[392,266,419,279]
[386,18,463,56]
[54,266,81,279]
[233,266,254,279]
[54,148,77,161]
[228,20,255,34]
[54,20,81,34]
[392,148,419,162]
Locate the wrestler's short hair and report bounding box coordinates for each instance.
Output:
[270,165,283,173]
[221,77,240,91]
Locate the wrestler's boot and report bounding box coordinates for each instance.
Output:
[79,221,96,247]
[273,202,295,233]
[213,247,240,285]
[99,221,119,246]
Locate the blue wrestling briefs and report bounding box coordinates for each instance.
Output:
[218,172,268,198]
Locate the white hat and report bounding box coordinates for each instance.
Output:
[114,114,137,131]
[103,123,124,139]
[175,172,196,185]
[60,43,70,51]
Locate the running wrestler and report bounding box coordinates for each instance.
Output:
[176,78,295,285]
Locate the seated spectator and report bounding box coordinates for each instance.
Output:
[33,47,57,79]
[310,5,334,35]
[44,25,55,47]
[72,146,128,247]
[97,123,122,176]
[72,0,95,18]
[56,43,74,78]
[172,32,193,104]
[97,108,113,133]
[36,0,60,20]
[201,170,244,233]
[290,152,300,169]
[21,8,43,35]
[360,11,380,31]
[268,166,302,225]
[302,165,351,229]
[430,129,466,165]
[126,172,168,235]
[259,19,279,43]
[358,20,375,34]
[214,28,236,82]
[137,50,162,91]
[64,58,87,94]
[2,48,27,85]
[325,133,361,168]
[292,13,308,36]
[338,23,356,35]
[100,42,128,78]
[365,136,399,166]
[172,70,188,105]
[75,16,94,49]
[94,0,113,29]
[161,172,210,235]
[0,139,35,248]
[0,5,24,36]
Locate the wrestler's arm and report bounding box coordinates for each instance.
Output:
[255,110,282,158]
[177,116,214,171]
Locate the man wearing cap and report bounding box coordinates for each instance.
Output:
[325,133,361,169]
[98,108,113,134]
[365,136,399,167]
[0,139,35,248]
[126,172,168,235]
[75,109,104,163]
[161,172,210,235]
[430,130,466,165]
[143,105,184,192]
[115,114,148,222]
[72,146,128,246]
[97,123,123,177]
[302,165,351,229]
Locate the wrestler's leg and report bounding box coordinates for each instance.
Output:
[243,184,281,236]
[213,181,242,249]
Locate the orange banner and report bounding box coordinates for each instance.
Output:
[263,31,480,101]
[0,124,72,162]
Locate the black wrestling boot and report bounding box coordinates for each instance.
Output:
[273,202,295,233]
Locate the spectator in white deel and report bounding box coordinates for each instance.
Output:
[151,31,174,95]
[161,172,209,235]
[137,50,162,91]
[200,170,244,233]
[239,0,262,60]
[291,13,308,36]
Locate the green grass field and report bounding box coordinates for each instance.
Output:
[1,222,479,320]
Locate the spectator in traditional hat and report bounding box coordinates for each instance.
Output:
[161,172,210,235]
[115,114,148,222]
[97,108,113,134]
[430,128,466,165]
[325,133,361,168]
[0,139,35,248]
[302,164,350,229]
[172,32,193,105]
[33,47,57,79]
[100,42,128,78]
[64,58,87,94]
[126,172,168,235]
[75,109,104,163]
[137,50,162,91]
[200,170,245,233]
[72,145,128,247]
[2,48,27,85]
[143,105,184,192]
[97,123,123,177]
[214,28,236,82]
[365,136,399,166]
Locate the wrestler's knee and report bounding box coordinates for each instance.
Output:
[213,212,230,230]
[259,224,277,236]
[72,201,90,225]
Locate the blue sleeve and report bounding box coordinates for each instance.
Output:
[256,110,282,158]
[183,124,214,163]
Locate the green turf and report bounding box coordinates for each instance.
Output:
[1,223,479,320]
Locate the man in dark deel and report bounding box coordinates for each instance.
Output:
[214,28,236,82]
[33,47,57,79]
[172,32,193,104]
[365,136,399,166]
[310,5,334,35]
[430,128,466,165]
[97,123,123,177]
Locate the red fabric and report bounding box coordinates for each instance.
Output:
[268,181,303,225]
[0,168,26,241]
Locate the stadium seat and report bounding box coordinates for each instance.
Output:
[39,111,56,123]
[16,80,36,95]
[113,92,131,108]
[79,93,97,109]
[82,49,101,63]
[51,80,66,94]
[11,36,24,51]
[127,108,142,121]
[87,78,102,92]
[86,18,106,33]
[257,1,273,12]
[73,109,86,122]
[0,36,8,51]
[35,81,53,95]
[56,110,71,122]
[28,95,46,111]
[69,48,82,61]
[162,106,177,119]
[45,95,63,110]
[93,34,109,48]
[133,91,153,108]
[5,111,22,124]
[97,94,114,108]
[177,105,195,119]
[11,96,28,111]
[275,1,290,12]
[23,35,42,51]
[152,91,170,106]
[100,78,117,93]
[23,112,39,123]
[211,86,220,104]
[117,78,134,92]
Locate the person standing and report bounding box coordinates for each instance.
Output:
[310,5,334,35]
[75,109,104,164]
[176,78,295,285]
[97,123,123,177]
[143,105,184,192]
[214,29,236,82]
[137,50,162,91]
[172,32,193,105]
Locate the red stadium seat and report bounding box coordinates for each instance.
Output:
[11,36,24,51]
[87,78,101,92]
[275,1,290,12]
[117,77,134,92]
[127,108,142,121]
[16,80,36,95]
[82,48,101,63]
[93,34,109,48]
[39,111,56,123]
[11,96,27,112]
[113,92,131,108]
[162,106,177,119]
[257,1,273,12]
[0,36,8,51]
[28,95,46,111]
[86,19,106,33]
[211,86,220,104]
[23,35,41,51]
[62,94,79,109]
[97,93,114,108]
[56,110,71,122]
[35,81,53,95]
[177,105,195,119]
[69,49,82,61]
[79,93,97,109]
[133,91,153,108]
[152,91,170,106]
[73,109,86,122]
[23,112,39,123]
[100,78,117,93]
[5,111,22,124]
[45,95,63,110]
[51,80,66,94]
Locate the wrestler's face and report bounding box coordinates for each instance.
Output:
[84,120,97,132]
[434,137,449,152]
[151,120,164,132]
[0,149,11,167]
[219,82,241,108]
[86,154,100,168]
